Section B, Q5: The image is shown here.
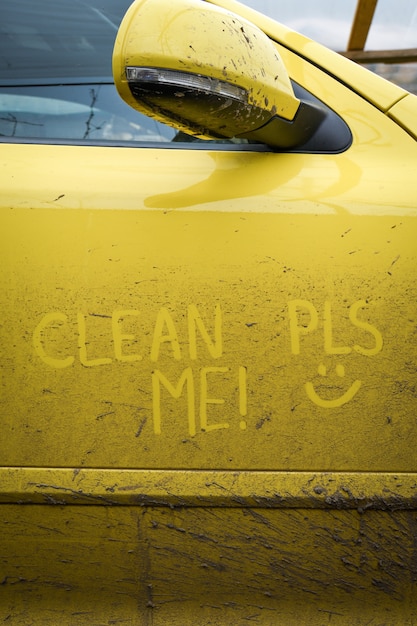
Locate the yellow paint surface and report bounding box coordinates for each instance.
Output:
[1,5,417,623]
[1,206,416,471]
[388,93,417,139]
[1,503,417,625]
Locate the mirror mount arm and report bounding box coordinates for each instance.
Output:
[236,100,326,150]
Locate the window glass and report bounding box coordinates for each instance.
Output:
[0,0,132,81]
[0,0,177,143]
[0,85,176,142]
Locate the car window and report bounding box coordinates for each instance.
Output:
[0,0,350,152]
[0,0,179,144]
[0,0,131,81]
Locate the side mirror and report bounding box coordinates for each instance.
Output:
[112,0,324,148]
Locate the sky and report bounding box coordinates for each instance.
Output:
[238,0,417,51]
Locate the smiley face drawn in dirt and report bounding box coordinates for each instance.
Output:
[288,299,383,409]
[305,363,362,408]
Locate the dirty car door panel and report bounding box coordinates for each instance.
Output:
[1,0,417,624]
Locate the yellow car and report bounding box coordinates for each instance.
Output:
[1,0,417,624]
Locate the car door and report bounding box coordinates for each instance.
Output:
[1,0,417,624]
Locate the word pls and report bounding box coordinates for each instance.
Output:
[288,299,383,356]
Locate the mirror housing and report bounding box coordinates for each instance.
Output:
[112,0,324,148]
